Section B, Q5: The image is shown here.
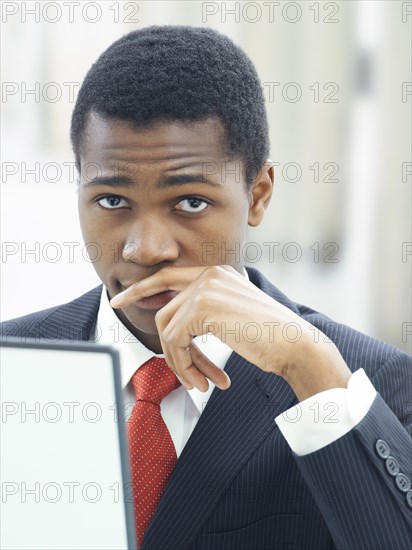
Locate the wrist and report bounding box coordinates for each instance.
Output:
[282,337,351,401]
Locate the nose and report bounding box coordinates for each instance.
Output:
[122,216,179,267]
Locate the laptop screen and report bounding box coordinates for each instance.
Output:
[1,339,136,550]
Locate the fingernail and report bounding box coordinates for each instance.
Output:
[110,295,123,307]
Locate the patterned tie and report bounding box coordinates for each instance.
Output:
[127,357,181,546]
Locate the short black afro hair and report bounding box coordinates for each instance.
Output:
[71,25,269,187]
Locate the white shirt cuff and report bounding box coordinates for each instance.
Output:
[274,369,376,456]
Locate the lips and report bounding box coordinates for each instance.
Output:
[132,290,179,310]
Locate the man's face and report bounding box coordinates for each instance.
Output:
[78,114,266,342]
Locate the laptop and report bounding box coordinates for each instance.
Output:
[0,338,137,550]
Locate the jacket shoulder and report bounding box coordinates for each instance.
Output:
[246,267,410,376]
[296,302,411,377]
[0,286,102,341]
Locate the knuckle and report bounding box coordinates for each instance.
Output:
[199,269,221,292]
[204,265,221,280]
[160,265,174,288]
[154,309,166,327]
[162,332,174,347]
[193,292,206,309]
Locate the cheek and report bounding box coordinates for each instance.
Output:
[78,201,97,241]
[193,215,247,267]
[79,206,118,246]
[78,213,120,280]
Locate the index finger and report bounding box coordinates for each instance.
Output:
[110,265,207,308]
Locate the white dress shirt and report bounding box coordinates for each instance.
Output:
[92,273,376,458]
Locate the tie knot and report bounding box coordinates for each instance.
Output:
[131,357,180,405]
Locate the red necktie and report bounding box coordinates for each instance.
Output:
[127,357,181,546]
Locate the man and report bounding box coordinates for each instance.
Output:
[2,26,411,550]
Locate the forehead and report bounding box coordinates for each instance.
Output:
[80,113,231,167]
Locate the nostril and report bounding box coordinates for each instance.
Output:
[123,242,139,257]
[121,235,180,267]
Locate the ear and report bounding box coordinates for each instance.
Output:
[248,160,275,227]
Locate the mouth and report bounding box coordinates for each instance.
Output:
[127,290,179,311]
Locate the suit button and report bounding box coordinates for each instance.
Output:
[406,491,412,509]
[395,473,411,492]
[385,456,400,476]
[375,439,390,459]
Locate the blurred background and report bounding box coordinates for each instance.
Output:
[1,0,411,352]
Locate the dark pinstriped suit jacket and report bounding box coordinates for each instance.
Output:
[2,267,411,550]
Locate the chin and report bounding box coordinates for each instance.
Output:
[122,306,159,336]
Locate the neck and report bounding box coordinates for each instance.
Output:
[134,330,163,354]
[113,309,164,354]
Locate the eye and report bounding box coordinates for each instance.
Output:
[175,197,209,213]
[97,195,128,209]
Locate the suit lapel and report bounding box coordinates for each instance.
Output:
[142,351,297,549]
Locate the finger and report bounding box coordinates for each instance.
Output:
[155,291,231,391]
[180,364,210,393]
[164,348,197,391]
[110,266,206,308]
[154,285,199,385]
[153,282,195,327]
[189,343,231,390]
[163,319,228,391]
[161,340,209,392]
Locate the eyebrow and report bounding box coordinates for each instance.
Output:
[82,173,222,188]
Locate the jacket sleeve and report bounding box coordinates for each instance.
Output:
[292,350,412,550]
